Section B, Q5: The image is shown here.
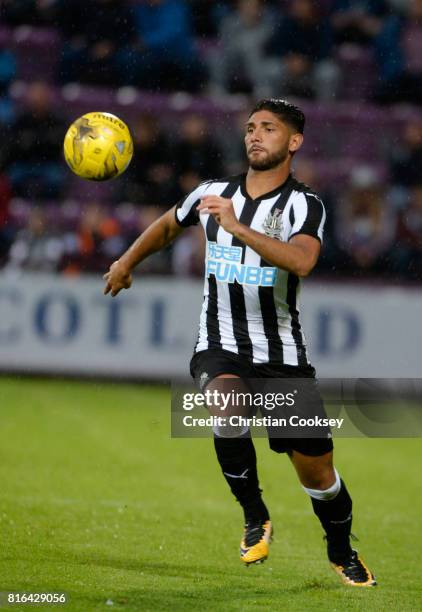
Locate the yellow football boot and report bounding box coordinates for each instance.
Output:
[240,519,273,565]
[330,550,377,587]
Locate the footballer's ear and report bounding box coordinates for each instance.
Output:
[289,133,303,154]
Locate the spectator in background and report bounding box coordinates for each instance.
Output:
[0,45,16,127]
[6,207,63,272]
[394,184,422,278]
[56,0,91,43]
[125,206,170,275]
[0,43,15,200]
[334,166,397,274]
[132,0,206,92]
[60,202,124,274]
[330,0,388,46]
[2,81,67,200]
[173,114,224,196]
[0,173,13,265]
[58,0,138,86]
[264,0,340,100]
[292,157,341,272]
[171,225,205,277]
[387,0,410,11]
[374,0,422,104]
[120,113,178,206]
[390,120,422,188]
[220,110,250,175]
[207,0,276,96]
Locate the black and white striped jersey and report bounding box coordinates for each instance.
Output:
[175,173,326,366]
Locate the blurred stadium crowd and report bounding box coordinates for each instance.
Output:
[0,0,421,280]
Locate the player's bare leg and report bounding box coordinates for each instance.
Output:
[289,449,376,587]
[206,374,272,566]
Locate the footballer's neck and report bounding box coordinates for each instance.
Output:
[245,162,292,200]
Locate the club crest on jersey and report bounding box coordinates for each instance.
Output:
[263,209,283,240]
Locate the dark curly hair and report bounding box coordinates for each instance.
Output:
[249,98,305,134]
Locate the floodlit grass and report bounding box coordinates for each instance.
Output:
[0,377,420,611]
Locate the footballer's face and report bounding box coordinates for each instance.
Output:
[245,110,303,171]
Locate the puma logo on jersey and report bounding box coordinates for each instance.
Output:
[223,469,249,479]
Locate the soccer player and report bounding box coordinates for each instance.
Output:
[103,98,376,587]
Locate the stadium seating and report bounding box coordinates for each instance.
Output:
[0,10,421,278]
[0,26,59,82]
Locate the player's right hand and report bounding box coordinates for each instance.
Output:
[103,260,133,297]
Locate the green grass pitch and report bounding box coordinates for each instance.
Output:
[0,377,421,611]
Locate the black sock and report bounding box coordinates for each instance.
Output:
[213,434,270,522]
[310,479,353,562]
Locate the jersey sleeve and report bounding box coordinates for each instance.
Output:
[175,181,211,228]
[288,192,326,243]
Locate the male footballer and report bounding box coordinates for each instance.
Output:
[103,98,376,587]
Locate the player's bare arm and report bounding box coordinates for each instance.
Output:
[103,205,184,296]
[197,195,320,277]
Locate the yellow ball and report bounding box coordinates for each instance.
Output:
[63,112,133,181]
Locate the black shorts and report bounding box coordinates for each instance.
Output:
[190,348,333,457]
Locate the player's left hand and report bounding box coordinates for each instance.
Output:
[197,196,240,234]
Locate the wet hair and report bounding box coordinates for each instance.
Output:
[249,98,305,134]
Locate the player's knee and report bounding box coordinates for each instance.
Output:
[307,468,336,489]
[302,467,340,500]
